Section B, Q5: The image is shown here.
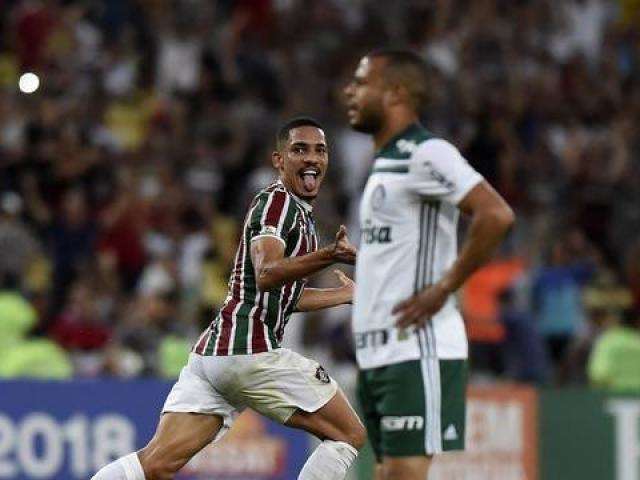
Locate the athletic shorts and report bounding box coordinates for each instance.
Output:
[162,349,338,443]
[357,358,467,460]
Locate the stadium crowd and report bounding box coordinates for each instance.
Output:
[0,0,639,391]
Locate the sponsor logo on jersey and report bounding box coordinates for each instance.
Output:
[443,424,458,441]
[361,221,392,244]
[315,366,330,384]
[422,161,455,190]
[381,416,424,431]
[371,184,386,210]
[354,329,389,349]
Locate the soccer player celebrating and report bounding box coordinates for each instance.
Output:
[344,49,515,479]
[92,117,365,480]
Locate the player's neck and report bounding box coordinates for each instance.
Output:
[373,114,420,151]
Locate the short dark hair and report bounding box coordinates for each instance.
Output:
[276,116,324,151]
[367,48,430,111]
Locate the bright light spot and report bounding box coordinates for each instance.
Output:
[19,72,40,94]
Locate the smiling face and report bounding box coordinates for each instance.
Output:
[344,56,388,134]
[272,126,328,201]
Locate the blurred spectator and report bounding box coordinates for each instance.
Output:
[0,191,42,286]
[499,279,549,384]
[0,272,37,349]
[48,188,97,312]
[138,252,177,298]
[588,310,640,393]
[157,334,191,379]
[97,183,147,292]
[49,282,112,377]
[563,266,634,384]
[531,233,596,376]
[0,272,72,379]
[111,291,186,377]
[0,339,73,379]
[626,239,640,310]
[463,255,526,376]
[13,1,55,70]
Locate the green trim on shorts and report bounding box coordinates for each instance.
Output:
[357,359,467,460]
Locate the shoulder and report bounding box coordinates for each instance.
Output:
[250,183,293,212]
[412,138,464,169]
[249,182,299,230]
[411,137,479,179]
[253,182,290,202]
[409,138,463,187]
[407,137,483,203]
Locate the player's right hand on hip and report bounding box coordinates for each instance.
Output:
[392,282,450,328]
[332,225,357,264]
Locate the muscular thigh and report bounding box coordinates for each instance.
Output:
[162,353,239,442]
[140,413,223,470]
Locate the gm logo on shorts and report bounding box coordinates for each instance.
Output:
[381,416,424,431]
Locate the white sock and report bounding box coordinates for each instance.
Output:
[91,453,146,480]
[298,440,358,480]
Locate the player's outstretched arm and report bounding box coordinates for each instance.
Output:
[295,270,354,312]
[394,181,514,328]
[251,225,357,291]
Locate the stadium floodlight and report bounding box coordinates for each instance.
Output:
[18,72,40,94]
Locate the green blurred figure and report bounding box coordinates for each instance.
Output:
[588,310,640,393]
[158,334,191,379]
[0,273,72,379]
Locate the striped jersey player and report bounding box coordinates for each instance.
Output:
[194,180,318,356]
[92,117,366,480]
[93,117,369,480]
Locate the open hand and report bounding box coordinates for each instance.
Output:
[332,225,357,265]
[333,269,354,304]
[392,282,450,329]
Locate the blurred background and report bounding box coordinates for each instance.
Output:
[1,0,639,479]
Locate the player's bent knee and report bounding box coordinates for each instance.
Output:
[328,416,366,451]
[140,459,178,480]
[139,448,184,480]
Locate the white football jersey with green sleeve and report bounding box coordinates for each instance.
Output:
[353,124,483,369]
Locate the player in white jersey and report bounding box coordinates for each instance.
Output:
[344,49,515,479]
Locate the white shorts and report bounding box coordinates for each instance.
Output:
[162,348,338,442]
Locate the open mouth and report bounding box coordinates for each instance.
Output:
[300,168,320,193]
[347,104,360,122]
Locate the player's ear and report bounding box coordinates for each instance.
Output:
[272,150,283,169]
[384,83,405,107]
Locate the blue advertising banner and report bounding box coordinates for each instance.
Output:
[0,380,310,480]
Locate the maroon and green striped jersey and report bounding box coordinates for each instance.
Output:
[194,180,318,356]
